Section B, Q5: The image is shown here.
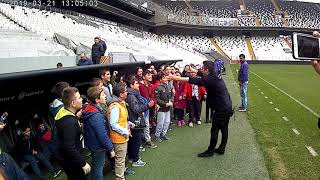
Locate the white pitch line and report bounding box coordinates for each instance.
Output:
[292,128,300,135]
[250,71,319,117]
[269,101,273,104]
[306,146,318,156]
[265,96,268,99]
[275,108,280,112]
[282,116,289,121]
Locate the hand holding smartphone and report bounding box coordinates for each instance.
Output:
[292,32,320,60]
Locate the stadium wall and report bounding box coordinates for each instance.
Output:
[0,56,77,74]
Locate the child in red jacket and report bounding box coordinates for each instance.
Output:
[183,71,206,127]
[173,72,187,126]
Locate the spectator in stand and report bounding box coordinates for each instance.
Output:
[89,78,103,88]
[135,67,143,82]
[17,126,60,180]
[173,71,187,126]
[0,119,29,180]
[54,87,91,179]
[100,68,113,103]
[238,54,249,112]
[183,69,206,127]
[126,75,154,167]
[78,53,93,66]
[82,87,115,180]
[139,70,158,148]
[98,36,107,55]
[106,83,135,180]
[92,37,104,64]
[154,72,173,142]
[56,63,63,69]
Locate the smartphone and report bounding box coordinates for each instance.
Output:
[292,33,320,60]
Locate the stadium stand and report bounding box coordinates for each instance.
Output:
[279,0,320,29]
[245,0,283,27]
[250,36,294,60]
[237,16,256,26]
[190,0,239,18]
[0,12,24,30]
[0,2,208,65]
[213,36,251,60]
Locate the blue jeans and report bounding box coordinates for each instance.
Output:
[24,152,54,180]
[240,81,248,109]
[91,150,106,180]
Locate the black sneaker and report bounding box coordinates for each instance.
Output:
[215,148,225,155]
[161,136,170,140]
[124,167,135,176]
[197,149,214,157]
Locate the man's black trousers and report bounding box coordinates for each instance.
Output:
[208,112,231,152]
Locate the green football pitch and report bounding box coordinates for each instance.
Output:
[231,64,320,179]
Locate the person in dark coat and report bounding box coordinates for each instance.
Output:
[82,86,114,180]
[54,87,91,179]
[91,37,104,64]
[126,75,154,167]
[17,127,59,180]
[167,61,233,157]
[78,53,93,66]
[0,122,29,180]
[99,36,107,55]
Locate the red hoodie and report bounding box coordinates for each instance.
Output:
[139,81,153,100]
[183,83,206,101]
[174,81,187,109]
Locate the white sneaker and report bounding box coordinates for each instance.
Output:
[139,146,146,152]
[188,122,194,127]
[132,159,146,167]
[197,121,202,125]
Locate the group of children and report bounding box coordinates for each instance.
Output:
[0,61,224,180]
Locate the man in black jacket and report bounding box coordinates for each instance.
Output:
[91,37,104,64]
[99,36,107,55]
[126,75,154,167]
[54,87,91,179]
[167,61,233,157]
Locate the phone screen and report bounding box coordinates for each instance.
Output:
[297,35,320,58]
